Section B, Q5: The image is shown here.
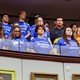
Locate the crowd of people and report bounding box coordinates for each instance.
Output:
[0,10,80,55]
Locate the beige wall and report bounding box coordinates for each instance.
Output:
[0,56,80,80]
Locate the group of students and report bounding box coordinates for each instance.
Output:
[0,10,80,55]
[0,11,52,54]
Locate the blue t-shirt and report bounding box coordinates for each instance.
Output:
[56,38,78,47]
[31,24,36,30]
[2,23,12,38]
[17,21,31,40]
[11,37,27,52]
[30,37,52,54]
[56,38,79,56]
[30,24,50,38]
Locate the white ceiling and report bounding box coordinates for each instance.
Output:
[0,0,80,20]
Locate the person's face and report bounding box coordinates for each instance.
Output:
[14,28,20,37]
[66,28,72,36]
[19,12,26,20]
[2,15,9,23]
[56,18,63,27]
[37,27,44,35]
[36,17,44,25]
[77,28,80,36]
[72,25,78,32]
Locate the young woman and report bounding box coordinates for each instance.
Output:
[10,24,27,52]
[74,27,80,46]
[56,27,79,56]
[70,23,78,35]
[30,25,52,54]
[56,27,79,46]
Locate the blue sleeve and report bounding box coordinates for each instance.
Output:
[30,30,34,37]
[30,30,37,38]
[56,38,66,46]
[27,24,31,32]
[10,25,12,33]
[47,31,50,38]
[30,25,35,30]
[56,39,63,45]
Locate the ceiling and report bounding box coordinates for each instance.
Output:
[0,0,80,20]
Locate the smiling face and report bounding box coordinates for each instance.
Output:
[66,27,72,36]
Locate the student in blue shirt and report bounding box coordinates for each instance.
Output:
[56,27,79,46]
[2,14,12,38]
[16,11,31,41]
[56,27,79,56]
[30,24,52,54]
[30,16,51,44]
[10,24,27,52]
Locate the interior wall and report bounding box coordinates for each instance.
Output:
[0,57,22,80]
[22,59,64,80]
[0,56,80,80]
[64,63,80,80]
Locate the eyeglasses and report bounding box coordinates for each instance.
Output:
[14,30,20,32]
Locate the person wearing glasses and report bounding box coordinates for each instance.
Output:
[10,24,27,52]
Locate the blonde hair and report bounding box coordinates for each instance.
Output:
[10,24,21,39]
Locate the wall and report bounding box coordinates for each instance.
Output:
[22,59,64,80]
[64,63,80,80]
[0,57,22,80]
[0,56,80,80]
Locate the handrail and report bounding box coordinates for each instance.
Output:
[0,49,80,63]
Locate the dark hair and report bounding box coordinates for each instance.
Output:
[10,24,21,39]
[56,17,63,21]
[2,14,8,19]
[0,23,5,38]
[18,11,26,16]
[63,27,79,46]
[70,23,78,28]
[35,24,45,33]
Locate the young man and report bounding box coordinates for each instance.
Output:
[17,11,31,41]
[2,14,12,38]
[50,17,65,44]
